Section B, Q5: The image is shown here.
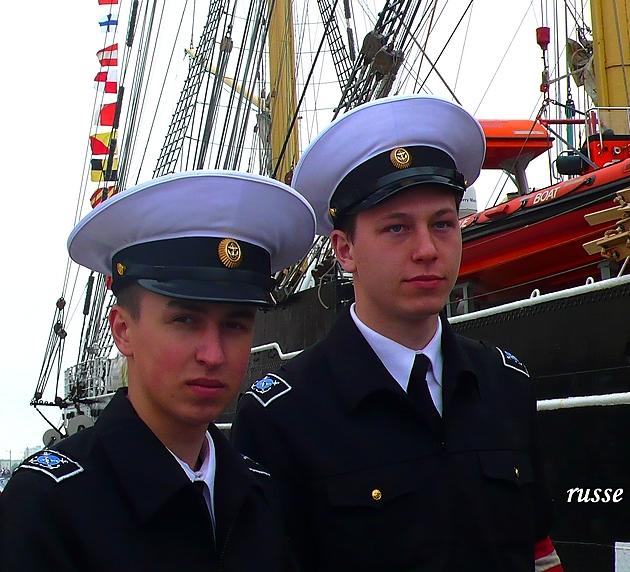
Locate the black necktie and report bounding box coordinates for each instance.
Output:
[192,480,217,551]
[407,354,441,427]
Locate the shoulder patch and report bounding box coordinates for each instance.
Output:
[17,449,84,483]
[496,347,530,377]
[240,454,271,477]
[245,373,292,407]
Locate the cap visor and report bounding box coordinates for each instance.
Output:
[347,177,465,217]
[137,279,273,306]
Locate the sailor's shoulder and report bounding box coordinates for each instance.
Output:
[8,425,98,489]
[476,340,530,378]
[493,346,530,377]
[458,335,530,378]
[241,372,295,408]
[13,448,86,485]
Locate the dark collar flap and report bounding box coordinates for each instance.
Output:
[324,311,408,410]
[96,390,194,523]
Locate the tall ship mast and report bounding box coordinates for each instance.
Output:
[32,1,630,568]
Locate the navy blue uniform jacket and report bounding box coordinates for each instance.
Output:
[232,311,553,571]
[0,389,292,572]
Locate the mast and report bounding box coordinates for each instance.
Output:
[268,0,299,181]
[590,0,630,109]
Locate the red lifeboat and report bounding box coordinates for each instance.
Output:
[455,119,630,310]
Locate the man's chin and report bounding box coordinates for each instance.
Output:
[400,298,447,320]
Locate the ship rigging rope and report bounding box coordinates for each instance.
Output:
[295,0,323,144]
[414,1,473,96]
[136,3,189,178]
[119,0,164,187]
[485,10,587,210]
[472,0,532,115]
[273,0,340,178]
[396,1,462,103]
[227,1,274,171]
[453,0,474,94]
[217,0,267,171]
[37,1,148,408]
[37,3,129,407]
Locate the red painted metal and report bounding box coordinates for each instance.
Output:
[536,26,551,50]
[479,119,553,171]
[459,159,630,306]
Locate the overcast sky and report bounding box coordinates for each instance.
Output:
[0,0,576,459]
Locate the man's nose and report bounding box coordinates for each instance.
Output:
[195,326,226,367]
[410,226,439,261]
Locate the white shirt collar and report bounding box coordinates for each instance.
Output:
[168,431,216,526]
[350,303,443,392]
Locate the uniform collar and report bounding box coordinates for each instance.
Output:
[350,303,443,391]
[324,311,407,410]
[210,423,263,548]
[438,314,480,406]
[168,432,215,487]
[168,432,216,524]
[325,310,478,411]
[96,389,193,523]
[96,388,260,541]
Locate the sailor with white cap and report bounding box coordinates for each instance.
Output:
[233,96,560,572]
[1,170,315,572]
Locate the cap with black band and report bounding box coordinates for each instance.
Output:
[290,95,486,235]
[68,170,316,306]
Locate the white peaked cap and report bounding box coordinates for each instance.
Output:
[67,170,316,305]
[291,95,486,235]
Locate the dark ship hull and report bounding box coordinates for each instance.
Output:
[234,274,630,570]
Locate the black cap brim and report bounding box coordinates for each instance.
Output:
[340,172,465,221]
[137,279,273,306]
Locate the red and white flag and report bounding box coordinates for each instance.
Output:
[94,69,118,94]
[96,43,118,67]
[98,0,119,4]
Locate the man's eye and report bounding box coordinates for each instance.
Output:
[434,220,455,229]
[173,315,194,324]
[387,224,405,233]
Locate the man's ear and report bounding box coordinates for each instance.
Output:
[109,306,134,357]
[331,229,357,273]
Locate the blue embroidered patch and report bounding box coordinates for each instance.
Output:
[497,348,529,377]
[17,449,84,483]
[252,376,277,394]
[245,373,292,406]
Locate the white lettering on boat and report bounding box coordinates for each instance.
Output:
[533,188,559,205]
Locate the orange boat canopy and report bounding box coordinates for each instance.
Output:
[479,119,553,172]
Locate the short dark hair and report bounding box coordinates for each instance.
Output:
[115,282,144,319]
[333,212,358,241]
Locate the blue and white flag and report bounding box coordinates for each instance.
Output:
[99,12,118,33]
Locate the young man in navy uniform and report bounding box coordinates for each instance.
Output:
[0,170,315,571]
[232,96,563,571]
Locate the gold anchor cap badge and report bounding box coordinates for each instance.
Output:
[116,262,126,276]
[390,147,412,169]
[218,238,243,269]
